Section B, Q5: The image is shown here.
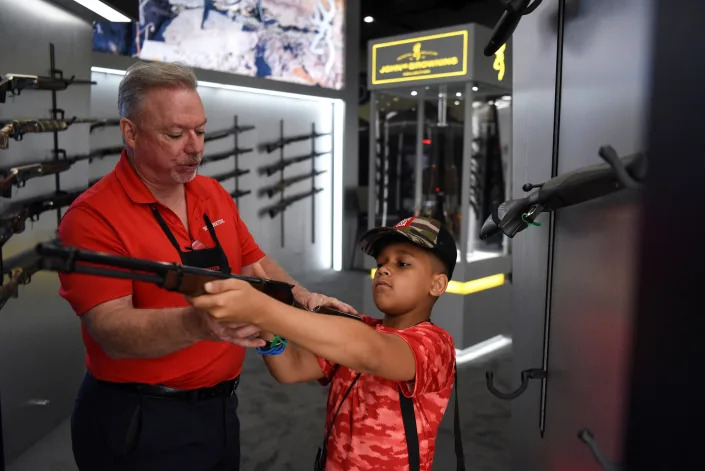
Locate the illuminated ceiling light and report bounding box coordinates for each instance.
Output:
[488,100,495,105]
[454,100,460,105]
[456,92,462,97]
[411,90,418,96]
[502,95,512,100]
[456,335,512,365]
[71,0,131,21]
[364,16,374,23]
[472,85,479,92]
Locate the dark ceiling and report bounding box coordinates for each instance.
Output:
[359,0,504,45]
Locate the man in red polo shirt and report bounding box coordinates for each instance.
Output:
[58,61,354,471]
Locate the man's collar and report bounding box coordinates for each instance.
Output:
[115,151,210,205]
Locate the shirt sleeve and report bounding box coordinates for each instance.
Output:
[385,323,456,397]
[227,193,265,266]
[316,356,338,386]
[57,204,133,315]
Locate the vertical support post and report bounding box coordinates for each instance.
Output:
[414,95,425,215]
[459,82,476,267]
[279,119,285,248]
[330,102,335,267]
[311,122,316,244]
[50,43,63,225]
[367,91,377,231]
[233,115,239,204]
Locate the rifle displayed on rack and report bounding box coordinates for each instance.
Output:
[0,189,83,248]
[260,151,329,177]
[0,73,95,104]
[89,118,121,133]
[0,241,49,310]
[204,124,255,143]
[200,147,253,165]
[210,167,250,183]
[261,188,322,218]
[0,118,96,149]
[0,160,74,198]
[259,170,327,198]
[261,131,331,153]
[33,241,361,320]
[230,189,252,199]
[480,146,647,240]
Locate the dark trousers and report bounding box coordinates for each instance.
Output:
[72,373,240,471]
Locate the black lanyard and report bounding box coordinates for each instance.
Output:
[149,204,230,274]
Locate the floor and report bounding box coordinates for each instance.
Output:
[7,269,513,471]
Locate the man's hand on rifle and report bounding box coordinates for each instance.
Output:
[191,307,265,348]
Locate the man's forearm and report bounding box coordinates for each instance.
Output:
[84,306,201,359]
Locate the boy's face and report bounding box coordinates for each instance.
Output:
[372,241,447,315]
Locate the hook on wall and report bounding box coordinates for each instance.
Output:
[485,368,546,400]
[578,428,622,471]
[598,145,645,190]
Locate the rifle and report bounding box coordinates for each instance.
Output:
[0,160,74,198]
[210,168,250,183]
[0,118,96,149]
[204,125,255,143]
[260,151,330,177]
[33,241,360,320]
[230,189,252,199]
[260,188,323,218]
[0,241,49,310]
[0,189,83,249]
[200,147,253,165]
[59,145,125,165]
[89,118,121,133]
[0,73,95,104]
[480,146,647,240]
[259,170,327,198]
[261,131,331,153]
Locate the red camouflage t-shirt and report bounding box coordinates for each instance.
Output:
[317,315,455,471]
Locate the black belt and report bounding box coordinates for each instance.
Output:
[89,372,240,401]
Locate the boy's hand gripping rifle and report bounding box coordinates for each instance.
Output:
[34,242,360,320]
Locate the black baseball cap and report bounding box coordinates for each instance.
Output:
[360,216,457,278]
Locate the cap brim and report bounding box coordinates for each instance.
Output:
[359,226,435,257]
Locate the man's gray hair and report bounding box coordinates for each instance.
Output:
[118,61,198,121]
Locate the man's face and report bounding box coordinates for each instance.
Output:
[123,87,206,186]
[372,241,437,315]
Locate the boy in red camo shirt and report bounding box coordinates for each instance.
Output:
[190,216,458,471]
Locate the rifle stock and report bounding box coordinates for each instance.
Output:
[260,151,329,176]
[230,189,252,199]
[204,125,255,143]
[210,168,250,183]
[201,147,253,165]
[260,170,327,198]
[89,118,122,133]
[0,73,95,103]
[0,161,74,198]
[0,118,97,149]
[0,242,48,310]
[261,131,331,153]
[261,188,323,218]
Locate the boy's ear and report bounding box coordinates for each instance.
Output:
[429,272,448,297]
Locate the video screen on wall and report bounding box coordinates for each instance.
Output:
[93,0,345,89]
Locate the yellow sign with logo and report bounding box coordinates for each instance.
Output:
[371,30,468,85]
[493,43,506,81]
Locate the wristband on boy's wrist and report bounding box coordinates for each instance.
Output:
[256,335,288,356]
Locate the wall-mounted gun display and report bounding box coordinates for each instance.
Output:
[0,161,74,198]
[0,189,83,248]
[0,241,48,310]
[89,118,121,133]
[200,146,253,165]
[204,124,255,143]
[260,131,331,153]
[261,188,323,219]
[210,167,250,183]
[0,73,95,104]
[480,146,647,240]
[230,189,252,199]
[259,170,326,198]
[0,118,96,149]
[259,151,329,177]
[33,241,360,321]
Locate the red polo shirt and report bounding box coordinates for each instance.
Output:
[58,151,265,388]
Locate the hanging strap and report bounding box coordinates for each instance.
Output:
[399,364,465,471]
[323,373,361,447]
[149,204,181,252]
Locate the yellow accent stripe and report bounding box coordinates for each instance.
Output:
[370,270,506,295]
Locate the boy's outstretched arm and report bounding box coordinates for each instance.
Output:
[188,279,417,382]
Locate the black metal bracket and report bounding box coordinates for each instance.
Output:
[485,368,546,400]
[598,145,644,190]
[578,428,622,471]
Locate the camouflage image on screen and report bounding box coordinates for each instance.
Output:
[93,0,345,89]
